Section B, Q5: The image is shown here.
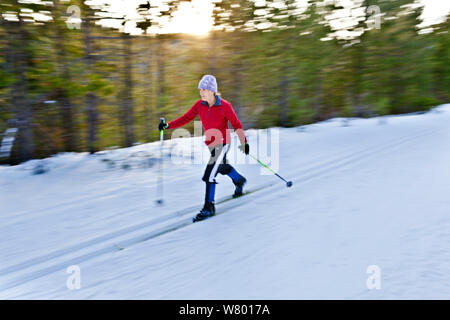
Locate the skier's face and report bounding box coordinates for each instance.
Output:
[199,88,214,102]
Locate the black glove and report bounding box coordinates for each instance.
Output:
[239,143,249,155]
[158,120,169,131]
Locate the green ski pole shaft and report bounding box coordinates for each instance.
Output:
[248,154,293,188]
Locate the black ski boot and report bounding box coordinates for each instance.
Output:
[193,202,216,222]
[233,176,247,198]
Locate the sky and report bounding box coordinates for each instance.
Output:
[419,0,450,28]
[6,0,449,35]
[88,0,215,35]
[94,0,449,35]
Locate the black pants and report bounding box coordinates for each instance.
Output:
[201,144,236,206]
[202,144,233,183]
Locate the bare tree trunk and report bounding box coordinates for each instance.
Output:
[121,33,135,147]
[52,0,78,152]
[82,4,98,154]
[313,75,323,122]
[230,61,244,119]
[351,43,364,117]
[1,19,14,117]
[208,31,219,76]
[279,65,289,126]
[229,32,245,125]
[143,45,154,142]
[156,37,166,118]
[12,5,34,162]
[279,31,293,127]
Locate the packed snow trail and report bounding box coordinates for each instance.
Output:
[0,105,449,298]
[0,124,439,291]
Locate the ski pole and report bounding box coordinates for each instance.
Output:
[248,153,293,188]
[155,118,165,205]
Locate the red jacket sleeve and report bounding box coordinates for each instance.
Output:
[168,103,198,129]
[223,102,247,145]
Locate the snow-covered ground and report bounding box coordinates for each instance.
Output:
[1,104,449,299]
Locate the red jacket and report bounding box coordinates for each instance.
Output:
[168,96,247,147]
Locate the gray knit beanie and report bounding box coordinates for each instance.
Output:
[198,75,218,93]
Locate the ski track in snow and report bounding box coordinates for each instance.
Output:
[1,105,449,299]
[0,126,439,290]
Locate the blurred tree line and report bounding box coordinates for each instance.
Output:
[0,0,448,164]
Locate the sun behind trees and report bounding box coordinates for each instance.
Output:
[0,0,448,164]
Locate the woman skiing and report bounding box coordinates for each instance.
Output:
[158,75,249,222]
